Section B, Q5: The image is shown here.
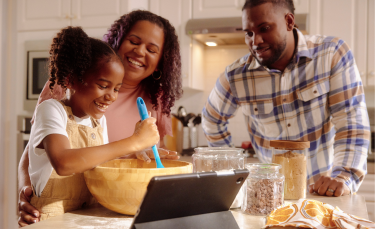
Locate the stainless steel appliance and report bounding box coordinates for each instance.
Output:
[24,40,50,112]
[368,107,375,162]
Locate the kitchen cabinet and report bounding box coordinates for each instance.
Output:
[17,0,130,31]
[150,0,204,91]
[192,0,309,19]
[309,0,374,86]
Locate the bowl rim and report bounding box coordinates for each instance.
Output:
[90,159,192,172]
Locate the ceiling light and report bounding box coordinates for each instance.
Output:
[205,42,217,46]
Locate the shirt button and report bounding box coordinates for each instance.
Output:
[91,133,96,140]
[313,90,317,93]
[68,115,74,120]
[287,123,291,127]
[254,108,258,111]
[283,98,287,102]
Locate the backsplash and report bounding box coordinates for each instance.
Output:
[172,45,250,148]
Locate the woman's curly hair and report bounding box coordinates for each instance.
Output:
[49,26,122,93]
[104,10,183,116]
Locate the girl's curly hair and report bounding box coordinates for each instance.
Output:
[104,10,183,116]
[49,26,122,92]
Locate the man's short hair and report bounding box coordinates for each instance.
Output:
[242,0,295,14]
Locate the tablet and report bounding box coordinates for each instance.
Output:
[130,169,249,229]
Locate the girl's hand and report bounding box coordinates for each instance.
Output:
[135,148,180,163]
[132,112,160,151]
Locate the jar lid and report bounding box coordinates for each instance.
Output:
[193,147,244,158]
[270,140,310,149]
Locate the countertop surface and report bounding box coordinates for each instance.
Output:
[25,193,369,229]
[24,156,373,228]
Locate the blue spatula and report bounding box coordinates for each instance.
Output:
[136,97,164,168]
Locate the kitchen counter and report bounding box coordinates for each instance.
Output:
[25,193,369,229]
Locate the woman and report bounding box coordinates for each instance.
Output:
[18,10,183,226]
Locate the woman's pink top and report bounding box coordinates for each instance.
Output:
[32,81,172,143]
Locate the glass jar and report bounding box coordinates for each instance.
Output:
[242,163,284,216]
[192,147,244,208]
[270,140,310,200]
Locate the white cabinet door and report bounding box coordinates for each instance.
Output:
[17,0,71,31]
[367,0,375,86]
[354,0,369,86]
[71,0,129,28]
[293,0,309,14]
[192,0,245,19]
[310,0,369,86]
[320,0,354,47]
[192,0,309,19]
[150,0,204,90]
[18,0,132,31]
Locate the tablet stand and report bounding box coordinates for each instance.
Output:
[134,211,240,229]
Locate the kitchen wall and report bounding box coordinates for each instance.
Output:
[172,45,250,147]
[1,0,18,228]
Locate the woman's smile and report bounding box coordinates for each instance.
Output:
[127,57,145,68]
[118,20,165,86]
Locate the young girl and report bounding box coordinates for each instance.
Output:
[28,26,160,221]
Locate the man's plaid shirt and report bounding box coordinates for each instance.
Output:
[202,29,370,192]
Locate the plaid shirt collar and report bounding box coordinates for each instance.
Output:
[247,29,313,72]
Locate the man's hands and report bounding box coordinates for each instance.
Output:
[18,186,39,227]
[308,176,351,197]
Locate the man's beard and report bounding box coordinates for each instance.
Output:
[253,37,287,68]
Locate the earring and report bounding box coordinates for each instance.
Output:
[152,70,162,80]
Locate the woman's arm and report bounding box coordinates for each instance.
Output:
[43,117,159,176]
[18,144,40,226]
[18,144,31,193]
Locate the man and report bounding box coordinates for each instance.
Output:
[202,0,370,197]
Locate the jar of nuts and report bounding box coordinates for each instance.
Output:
[242,163,284,216]
[270,140,310,200]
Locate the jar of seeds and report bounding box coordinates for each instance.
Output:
[242,163,284,216]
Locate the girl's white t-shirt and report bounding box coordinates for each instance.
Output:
[28,99,109,196]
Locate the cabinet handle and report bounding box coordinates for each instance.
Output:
[65,14,76,19]
[360,71,365,76]
[370,71,375,76]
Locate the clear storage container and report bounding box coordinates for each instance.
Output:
[192,147,244,208]
[270,140,310,200]
[242,163,284,216]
